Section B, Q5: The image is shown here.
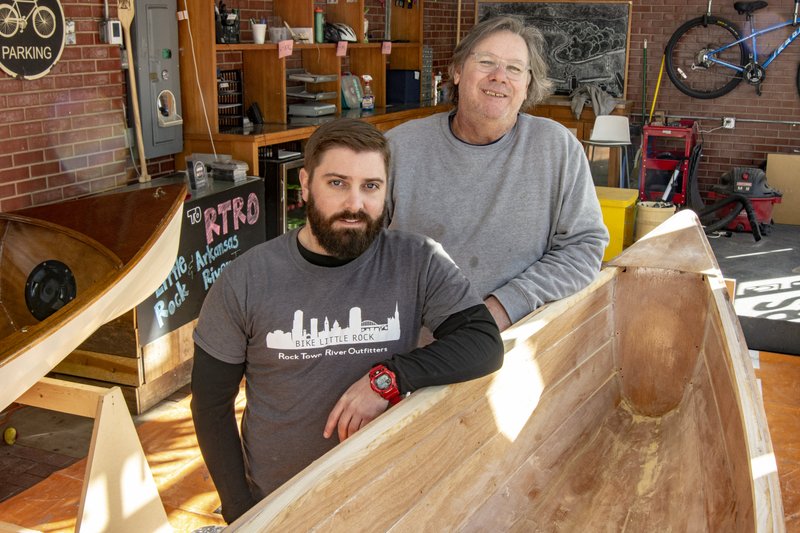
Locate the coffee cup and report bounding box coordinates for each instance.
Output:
[252,23,266,44]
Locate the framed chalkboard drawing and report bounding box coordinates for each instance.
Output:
[475,1,632,98]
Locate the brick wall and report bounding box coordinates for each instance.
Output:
[624,0,800,194]
[2,0,797,211]
[0,0,174,212]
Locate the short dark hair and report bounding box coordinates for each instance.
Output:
[444,15,553,110]
[303,118,391,179]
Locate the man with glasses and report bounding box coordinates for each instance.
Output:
[387,15,609,331]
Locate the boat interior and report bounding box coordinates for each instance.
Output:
[232,212,782,532]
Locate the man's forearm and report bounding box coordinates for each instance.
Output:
[381,304,504,393]
[191,346,256,523]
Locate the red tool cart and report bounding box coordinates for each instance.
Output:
[639,120,699,206]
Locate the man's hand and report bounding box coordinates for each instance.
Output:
[484,295,511,331]
[324,373,388,442]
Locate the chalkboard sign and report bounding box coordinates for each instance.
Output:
[476,1,632,98]
[136,177,266,345]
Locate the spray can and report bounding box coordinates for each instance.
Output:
[361,75,374,110]
[314,7,324,43]
[433,71,442,105]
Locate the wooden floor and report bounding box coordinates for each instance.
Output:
[0,351,797,532]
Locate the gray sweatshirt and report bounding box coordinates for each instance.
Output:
[387,111,609,324]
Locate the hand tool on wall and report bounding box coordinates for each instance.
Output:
[118,0,150,182]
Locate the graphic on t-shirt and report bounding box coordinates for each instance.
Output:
[266,303,401,350]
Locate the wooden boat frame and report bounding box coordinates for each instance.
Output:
[230,211,784,532]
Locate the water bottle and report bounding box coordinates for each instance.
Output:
[314,7,324,43]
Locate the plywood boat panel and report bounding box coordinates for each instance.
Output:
[230,211,784,532]
[455,347,620,533]
[614,268,709,417]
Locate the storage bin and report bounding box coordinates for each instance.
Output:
[595,186,639,261]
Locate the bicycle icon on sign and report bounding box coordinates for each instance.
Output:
[0,0,57,39]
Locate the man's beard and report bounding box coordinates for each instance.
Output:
[305,193,386,259]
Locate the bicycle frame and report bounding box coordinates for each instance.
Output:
[704,1,800,73]
[707,19,800,73]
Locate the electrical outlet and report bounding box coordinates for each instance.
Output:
[723,117,736,129]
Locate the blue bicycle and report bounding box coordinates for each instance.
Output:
[665,0,800,98]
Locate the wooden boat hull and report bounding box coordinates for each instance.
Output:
[0,184,186,413]
[230,211,784,532]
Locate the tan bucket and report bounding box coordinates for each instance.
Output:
[634,202,677,241]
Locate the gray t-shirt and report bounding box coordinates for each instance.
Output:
[193,228,480,498]
[387,112,609,323]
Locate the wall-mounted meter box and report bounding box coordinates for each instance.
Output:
[130,0,183,159]
[100,19,123,45]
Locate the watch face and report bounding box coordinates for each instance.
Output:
[374,373,392,391]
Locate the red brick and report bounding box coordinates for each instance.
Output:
[63,183,92,198]
[0,108,25,125]
[31,188,65,206]
[17,178,48,194]
[59,155,89,172]
[29,162,60,177]
[41,118,72,133]
[0,166,30,184]
[55,102,86,117]
[47,172,76,188]
[6,93,40,108]
[1,195,33,212]
[0,138,29,153]
[13,151,44,166]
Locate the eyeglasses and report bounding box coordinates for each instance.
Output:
[469,52,531,81]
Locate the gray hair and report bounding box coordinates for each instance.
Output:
[444,15,553,110]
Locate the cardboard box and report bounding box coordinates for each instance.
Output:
[766,153,800,225]
[595,186,639,261]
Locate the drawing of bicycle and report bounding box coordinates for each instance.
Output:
[0,0,56,39]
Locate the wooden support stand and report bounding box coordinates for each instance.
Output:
[12,378,170,533]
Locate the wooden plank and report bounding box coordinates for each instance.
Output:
[395,342,617,532]
[15,377,104,418]
[141,319,196,383]
[73,311,138,359]
[53,349,141,387]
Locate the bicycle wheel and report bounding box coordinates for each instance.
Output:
[32,6,56,39]
[0,4,19,38]
[665,16,747,99]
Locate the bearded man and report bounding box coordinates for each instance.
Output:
[191,118,503,524]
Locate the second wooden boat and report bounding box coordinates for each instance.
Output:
[0,183,186,413]
[230,211,784,532]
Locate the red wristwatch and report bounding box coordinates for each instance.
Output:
[369,365,402,405]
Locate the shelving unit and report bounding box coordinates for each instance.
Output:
[179,0,424,132]
[177,0,438,176]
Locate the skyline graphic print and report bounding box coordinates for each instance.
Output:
[266,303,401,350]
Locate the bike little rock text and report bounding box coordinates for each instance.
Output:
[0,0,56,39]
[665,0,800,98]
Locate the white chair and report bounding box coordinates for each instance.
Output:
[583,115,631,188]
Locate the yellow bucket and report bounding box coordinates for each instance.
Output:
[634,201,676,241]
